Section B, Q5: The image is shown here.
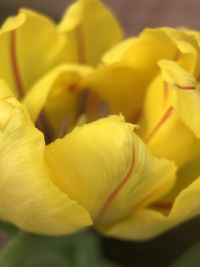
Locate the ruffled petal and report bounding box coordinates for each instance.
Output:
[99,174,200,240]
[45,116,176,226]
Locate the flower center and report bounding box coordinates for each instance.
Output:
[36,89,110,144]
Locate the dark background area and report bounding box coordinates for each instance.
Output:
[1,0,200,266]
[102,217,200,267]
[1,0,200,35]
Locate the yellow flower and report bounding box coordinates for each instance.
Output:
[0,80,176,236]
[0,0,198,241]
[0,1,176,239]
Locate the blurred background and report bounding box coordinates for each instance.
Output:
[1,0,200,266]
[1,0,200,35]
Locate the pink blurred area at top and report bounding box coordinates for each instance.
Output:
[1,0,200,35]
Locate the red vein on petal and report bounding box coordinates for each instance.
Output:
[163,81,169,107]
[97,148,135,220]
[173,49,181,62]
[10,30,25,99]
[146,106,174,143]
[176,84,195,90]
[164,81,195,91]
[75,25,86,64]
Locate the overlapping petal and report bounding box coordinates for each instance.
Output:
[24,64,93,128]
[100,173,200,240]
[138,60,200,166]
[0,80,177,237]
[159,60,200,138]
[102,27,200,86]
[45,116,176,226]
[0,80,92,235]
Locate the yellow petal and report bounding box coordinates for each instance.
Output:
[23,64,93,127]
[0,80,92,235]
[107,27,200,82]
[58,0,123,66]
[122,28,177,79]
[0,79,13,99]
[99,28,178,110]
[100,174,200,240]
[101,38,137,65]
[182,28,200,41]
[0,9,69,97]
[161,28,200,76]
[45,115,176,226]
[138,61,200,167]
[154,154,200,217]
[101,157,200,241]
[97,208,165,240]
[159,60,200,138]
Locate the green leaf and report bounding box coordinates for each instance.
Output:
[170,241,200,267]
[0,230,119,267]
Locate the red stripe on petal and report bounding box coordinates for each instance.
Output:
[146,106,174,143]
[176,84,195,90]
[75,25,86,64]
[97,148,135,220]
[163,81,169,107]
[10,30,24,98]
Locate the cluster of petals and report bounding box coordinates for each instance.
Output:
[1,0,200,240]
